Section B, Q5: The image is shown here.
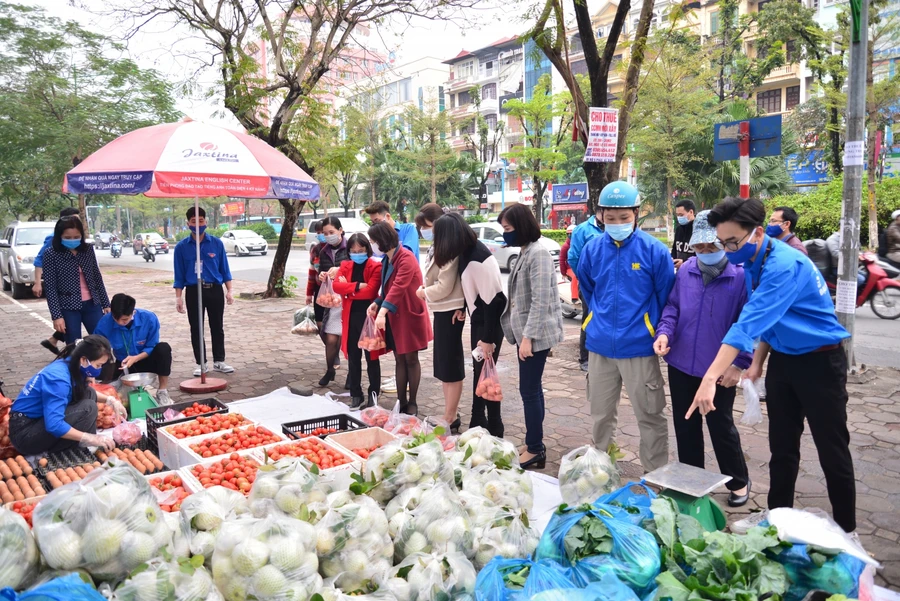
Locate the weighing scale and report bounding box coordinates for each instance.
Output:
[119,372,157,419]
[643,462,731,532]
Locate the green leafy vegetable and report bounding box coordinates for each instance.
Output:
[562,505,615,562]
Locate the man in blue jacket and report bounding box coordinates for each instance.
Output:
[567,206,604,371]
[95,293,173,405]
[577,181,675,471]
[692,197,855,533]
[365,200,420,262]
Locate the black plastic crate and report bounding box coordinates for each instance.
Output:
[282,414,368,440]
[145,398,227,451]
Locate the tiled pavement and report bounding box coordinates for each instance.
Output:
[2,265,899,588]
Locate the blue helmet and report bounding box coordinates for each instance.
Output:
[598,181,641,208]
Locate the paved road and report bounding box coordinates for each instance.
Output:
[97,246,900,369]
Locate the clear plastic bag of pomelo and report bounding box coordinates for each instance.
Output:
[248,457,331,523]
[111,557,223,601]
[0,506,39,590]
[558,445,619,507]
[31,465,171,582]
[179,486,249,563]
[211,513,322,601]
[474,355,502,402]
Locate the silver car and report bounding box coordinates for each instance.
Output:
[472,221,561,272]
[304,217,371,251]
[0,221,56,299]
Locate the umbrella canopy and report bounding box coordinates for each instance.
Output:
[64,120,319,200]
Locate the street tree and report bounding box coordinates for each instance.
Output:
[0,2,178,224]
[398,102,457,205]
[526,0,657,210]
[503,74,572,222]
[629,31,717,241]
[103,0,476,297]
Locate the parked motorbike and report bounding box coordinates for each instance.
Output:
[825,253,900,319]
[142,244,156,263]
[559,277,581,320]
[110,241,122,258]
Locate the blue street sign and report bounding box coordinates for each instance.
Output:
[785,150,830,185]
[713,115,783,161]
[552,183,589,204]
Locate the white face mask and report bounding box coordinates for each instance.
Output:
[420,228,433,241]
[325,233,341,246]
[371,242,384,257]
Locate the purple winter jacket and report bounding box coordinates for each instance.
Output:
[655,257,753,377]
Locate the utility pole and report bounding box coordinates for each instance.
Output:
[836,0,869,369]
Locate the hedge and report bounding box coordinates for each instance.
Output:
[466,215,487,225]
[541,229,568,244]
[235,222,278,239]
[174,226,229,242]
[766,177,900,246]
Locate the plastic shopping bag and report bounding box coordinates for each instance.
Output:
[0,573,106,601]
[740,378,763,426]
[593,481,656,526]
[0,507,39,591]
[385,552,477,601]
[292,305,319,336]
[359,314,387,351]
[771,544,869,601]
[475,355,502,402]
[528,572,646,601]
[316,277,342,308]
[110,558,223,601]
[474,557,574,601]
[558,446,620,507]
[535,505,660,596]
[111,420,142,446]
[0,393,14,461]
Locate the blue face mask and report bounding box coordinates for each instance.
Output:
[317,233,326,243]
[502,231,518,246]
[61,238,81,250]
[80,363,102,378]
[725,233,758,265]
[765,224,784,237]
[677,216,689,226]
[350,253,368,264]
[696,250,726,265]
[420,228,433,241]
[605,223,634,242]
[190,225,207,236]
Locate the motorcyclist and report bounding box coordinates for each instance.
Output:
[825,231,866,288]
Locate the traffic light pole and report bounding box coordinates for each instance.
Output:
[836,0,868,369]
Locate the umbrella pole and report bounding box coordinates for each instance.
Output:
[179,195,227,395]
[195,195,206,384]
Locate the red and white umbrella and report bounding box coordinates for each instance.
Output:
[65,120,319,200]
[64,119,319,392]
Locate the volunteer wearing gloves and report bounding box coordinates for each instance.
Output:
[694,197,855,533]
[94,293,173,405]
[653,211,751,506]
[499,204,564,470]
[10,335,118,455]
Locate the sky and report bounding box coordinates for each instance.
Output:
[22,0,535,127]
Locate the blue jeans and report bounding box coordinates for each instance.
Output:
[61,300,103,344]
[519,348,550,454]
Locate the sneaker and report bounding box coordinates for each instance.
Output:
[213,361,235,374]
[193,364,207,377]
[731,510,768,535]
[156,389,172,406]
[382,377,398,393]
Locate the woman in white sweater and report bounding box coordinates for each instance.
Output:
[416,204,466,431]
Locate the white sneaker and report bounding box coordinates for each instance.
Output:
[213,361,235,374]
[382,377,397,393]
[156,389,172,405]
[193,364,207,377]
[731,510,768,535]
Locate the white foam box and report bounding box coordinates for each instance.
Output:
[325,427,397,469]
[143,470,202,512]
[178,448,262,496]
[156,415,257,470]
[253,436,363,473]
[172,423,284,470]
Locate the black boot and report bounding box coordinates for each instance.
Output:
[350,396,364,409]
[365,391,378,409]
[318,370,335,387]
[400,402,418,416]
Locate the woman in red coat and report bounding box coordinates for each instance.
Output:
[332,234,384,409]
[367,222,432,416]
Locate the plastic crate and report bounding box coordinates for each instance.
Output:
[326,427,396,463]
[282,414,368,440]
[145,398,227,451]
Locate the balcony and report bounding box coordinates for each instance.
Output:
[478,98,500,113]
[446,74,473,91]
[448,103,475,119]
[764,63,801,82]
